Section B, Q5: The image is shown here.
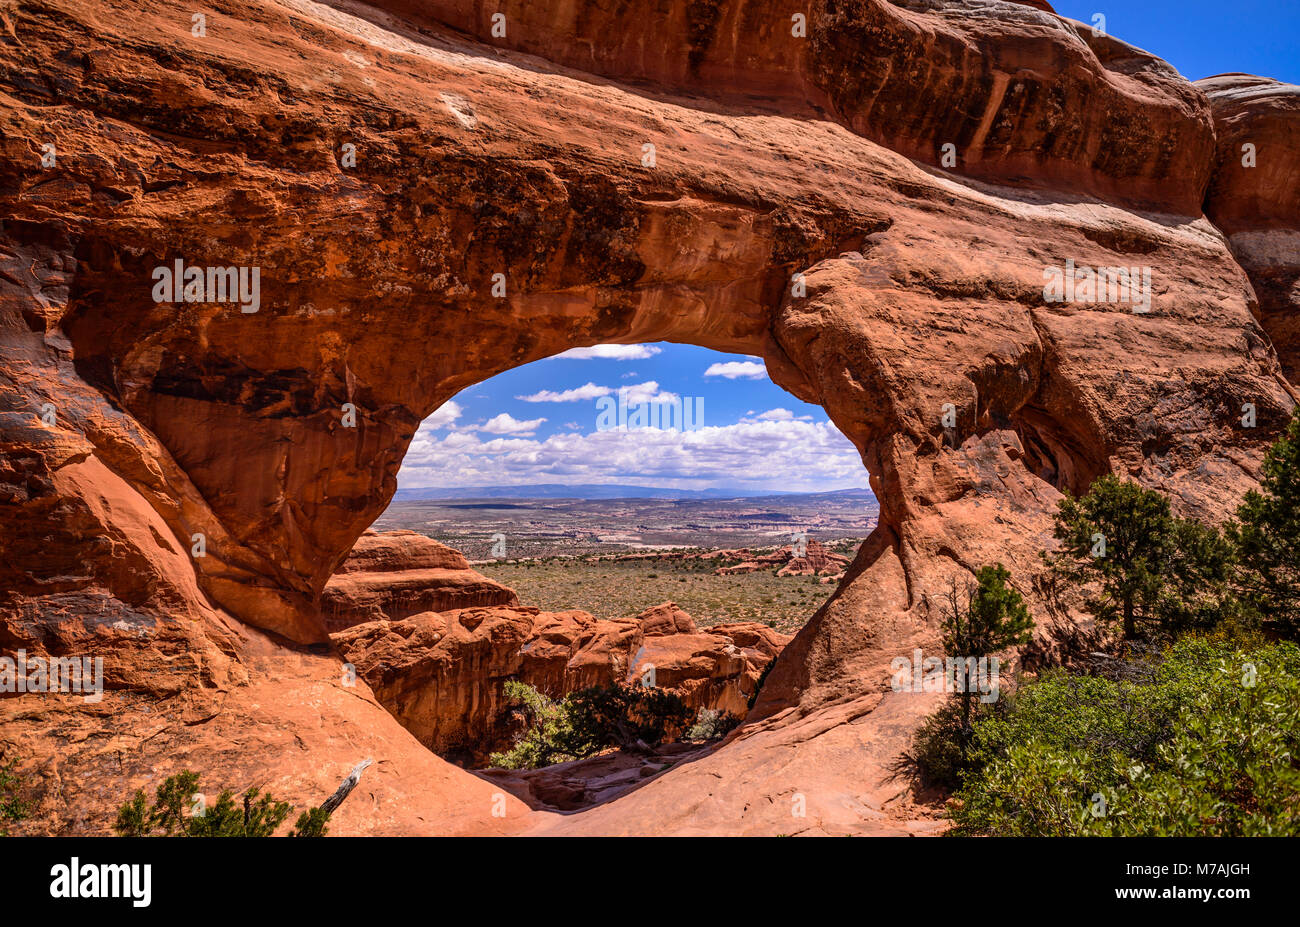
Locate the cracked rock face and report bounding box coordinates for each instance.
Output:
[1,0,1298,834]
[332,599,787,764]
[1200,74,1300,381]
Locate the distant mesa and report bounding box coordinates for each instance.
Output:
[606,538,851,581]
[392,484,876,501]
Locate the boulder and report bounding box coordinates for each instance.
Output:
[321,530,519,631]
[333,603,789,763]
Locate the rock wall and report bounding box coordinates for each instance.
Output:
[0,0,1297,834]
[333,601,787,763]
[1200,75,1300,380]
[322,530,519,631]
[376,0,1211,212]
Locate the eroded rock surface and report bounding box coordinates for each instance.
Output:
[0,0,1296,834]
[322,530,519,631]
[332,600,787,763]
[1200,75,1300,379]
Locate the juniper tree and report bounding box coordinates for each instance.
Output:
[1049,474,1232,639]
[941,563,1034,735]
[1050,475,1173,639]
[1232,407,1300,638]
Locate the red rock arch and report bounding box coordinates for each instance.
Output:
[2,0,1297,833]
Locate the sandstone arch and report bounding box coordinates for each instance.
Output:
[2,0,1298,834]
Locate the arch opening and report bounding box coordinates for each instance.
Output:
[324,342,880,770]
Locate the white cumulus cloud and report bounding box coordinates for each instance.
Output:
[423,400,462,429]
[400,418,868,492]
[704,360,766,380]
[741,408,813,423]
[516,382,613,403]
[556,345,662,361]
[618,380,680,405]
[477,413,547,436]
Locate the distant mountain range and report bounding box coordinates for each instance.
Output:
[393,484,875,502]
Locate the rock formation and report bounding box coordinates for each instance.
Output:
[1,0,1298,834]
[711,539,851,576]
[333,600,786,763]
[322,530,519,631]
[1200,75,1300,380]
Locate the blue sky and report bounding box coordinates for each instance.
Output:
[399,344,870,493]
[398,2,1296,494]
[1050,0,1298,84]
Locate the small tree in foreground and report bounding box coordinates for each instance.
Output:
[941,563,1034,736]
[1232,406,1300,638]
[1049,475,1170,639]
[1048,474,1233,639]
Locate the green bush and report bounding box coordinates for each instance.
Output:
[490,680,693,770]
[489,680,578,770]
[562,683,692,753]
[948,638,1300,835]
[115,770,327,837]
[0,758,28,836]
[685,709,741,742]
[907,696,997,792]
[1232,406,1300,638]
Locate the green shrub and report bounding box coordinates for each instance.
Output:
[290,807,331,837]
[685,709,741,742]
[907,697,997,792]
[0,758,28,836]
[490,681,693,769]
[1232,406,1300,638]
[948,638,1300,835]
[489,681,577,770]
[562,683,692,754]
[114,770,327,837]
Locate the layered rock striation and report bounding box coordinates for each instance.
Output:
[333,599,787,763]
[322,530,519,631]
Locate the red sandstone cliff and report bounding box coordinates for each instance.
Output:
[333,599,787,763]
[1,0,1297,835]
